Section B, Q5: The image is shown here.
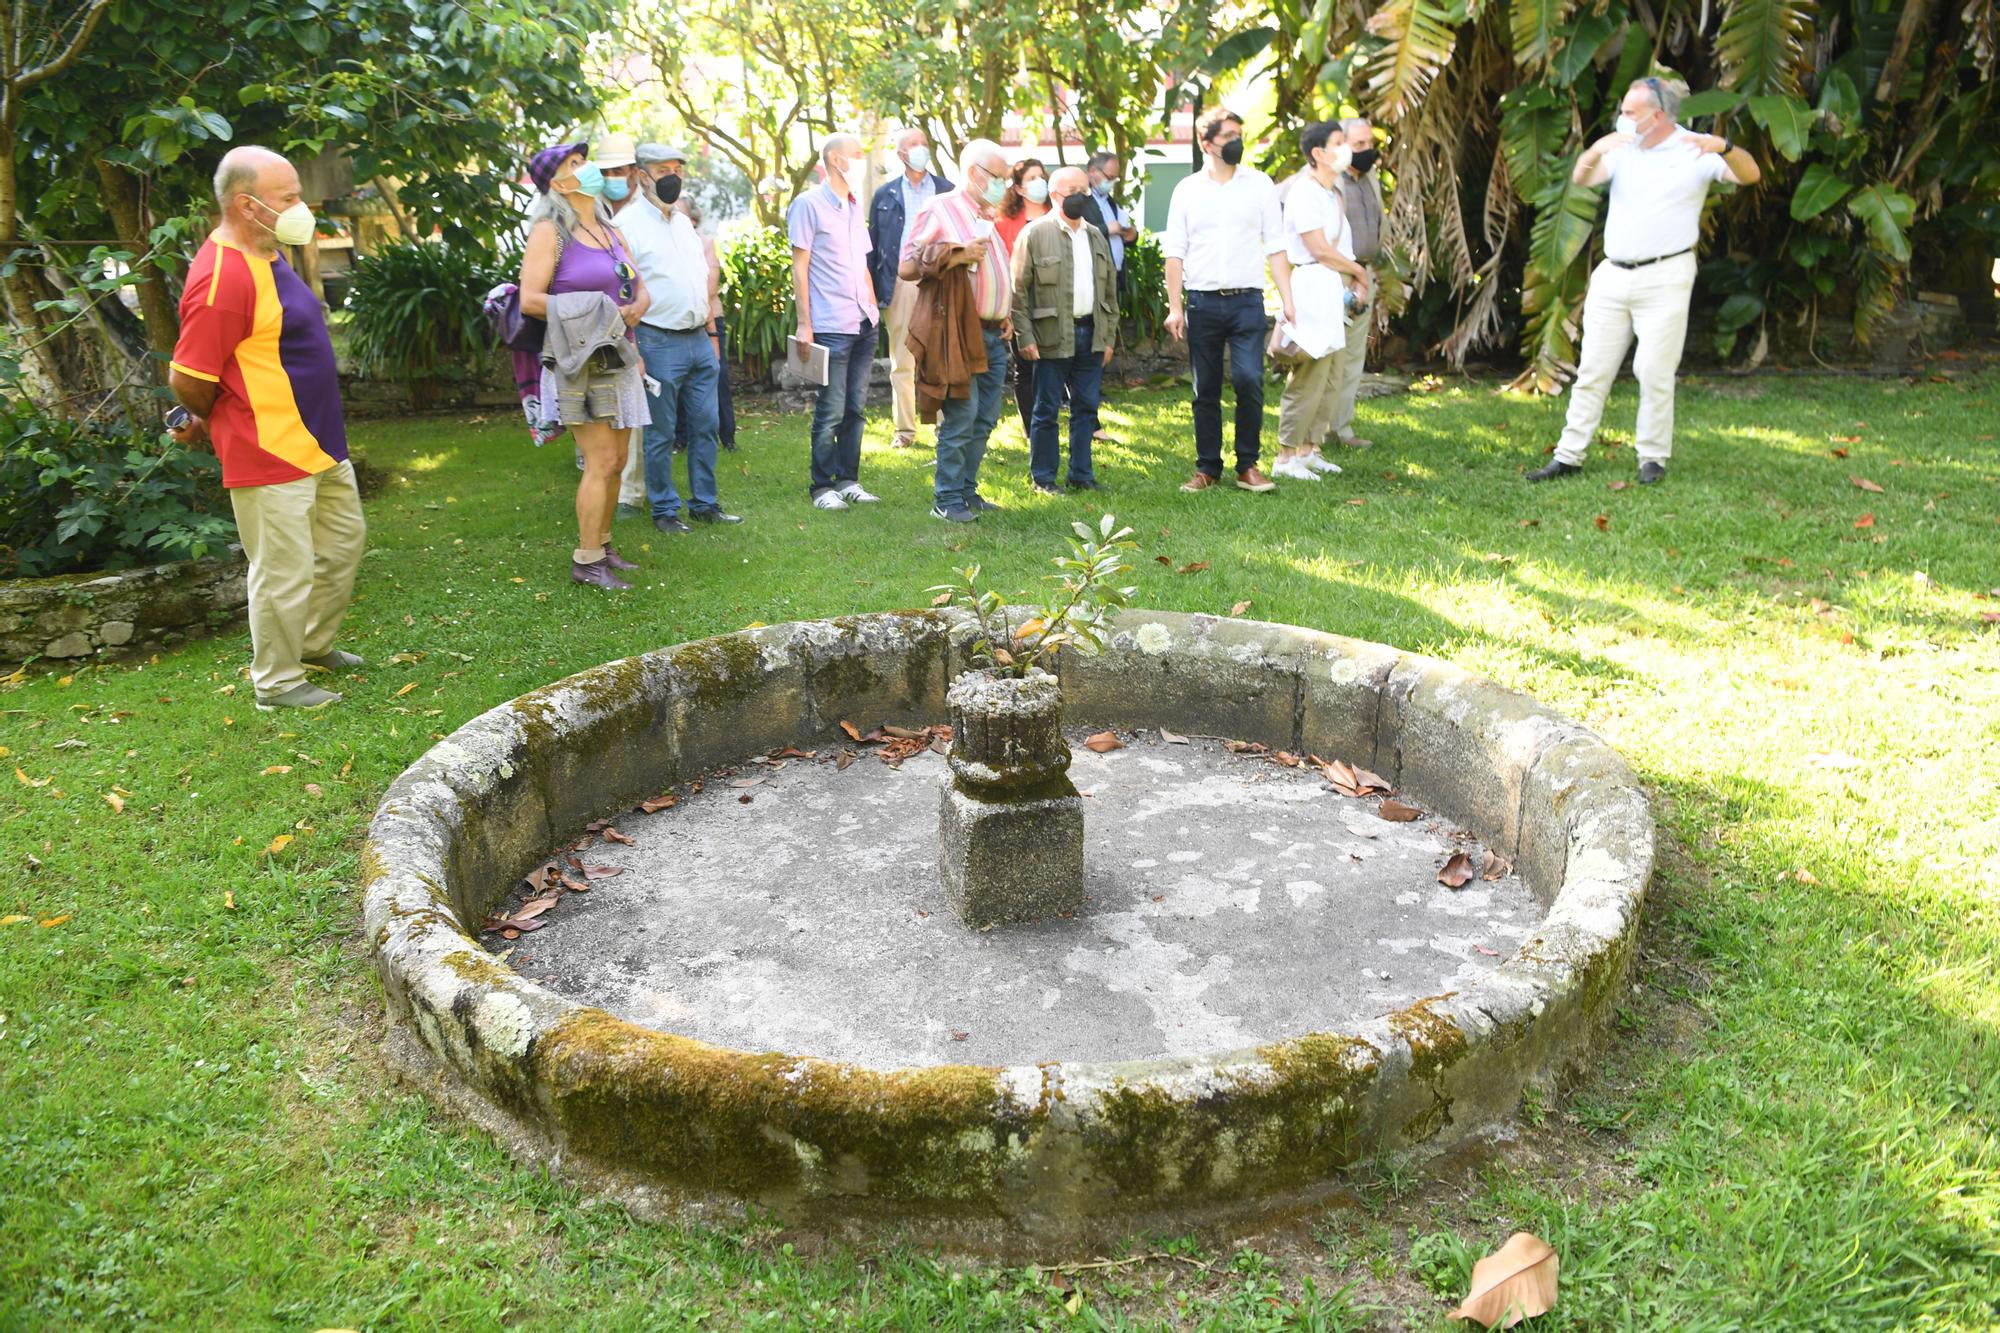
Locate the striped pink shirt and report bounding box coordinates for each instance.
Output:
[901,189,1012,321]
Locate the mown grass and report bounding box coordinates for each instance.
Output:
[2,361,1996,1330]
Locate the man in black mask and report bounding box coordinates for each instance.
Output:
[1322,118,1385,450]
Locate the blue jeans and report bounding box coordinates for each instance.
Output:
[1029,319,1103,486]
[809,322,874,496]
[637,325,720,517]
[1186,289,1267,476]
[934,327,1006,509]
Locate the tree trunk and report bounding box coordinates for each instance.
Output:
[1,101,74,411]
[92,158,176,380]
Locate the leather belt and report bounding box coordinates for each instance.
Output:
[1608,247,1692,270]
[1190,287,1260,297]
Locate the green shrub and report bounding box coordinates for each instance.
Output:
[718,225,796,379]
[0,402,235,579]
[1120,231,1168,350]
[343,238,510,387]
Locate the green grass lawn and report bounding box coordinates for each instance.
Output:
[3,363,1997,1330]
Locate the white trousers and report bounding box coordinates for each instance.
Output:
[1323,302,1371,442]
[1554,251,1696,465]
[884,278,920,442]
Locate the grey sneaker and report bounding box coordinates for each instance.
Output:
[301,649,365,671]
[930,503,978,523]
[255,682,342,711]
[615,502,645,520]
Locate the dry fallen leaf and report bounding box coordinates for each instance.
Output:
[15,767,50,788]
[224,891,236,910]
[586,865,624,879]
[39,914,71,929]
[514,896,559,921]
[601,827,636,845]
[1593,513,1610,531]
[1475,944,1501,956]
[264,833,294,856]
[929,591,953,607]
[1322,759,1392,798]
[1438,852,1476,888]
[1480,850,1511,881]
[1177,561,1210,574]
[103,791,125,814]
[951,1030,969,1041]
[1154,554,1172,566]
[638,792,678,813]
[261,764,291,776]
[729,777,765,789]
[0,914,27,926]
[1229,600,1252,617]
[1849,475,1884,494]
[1083,731,1125,753]
[1853,512,1875,529]
[394,682,419,698]
[1378,798,1423,822]
[1159,727,1190,745]
[1447,1231,1559,1329]
[835,751,855,771]
[1607,480,1630,491]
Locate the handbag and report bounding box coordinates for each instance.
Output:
[485,224,569,354]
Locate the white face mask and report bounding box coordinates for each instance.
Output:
[839,156,869,197]
[1615,114,1641,137]
[904,145,931,173]
[248,196,316,247]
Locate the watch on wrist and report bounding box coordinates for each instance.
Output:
[1722,138,1735,154]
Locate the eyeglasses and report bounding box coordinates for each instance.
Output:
[615,259,636,304]
[1643,76,1667,115]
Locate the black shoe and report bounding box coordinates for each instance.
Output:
[721,439,738,452]
[1525,459,1583,483]
[653,514,693,534]
[1067,477,1105,491]
[1638,461,1667,485]
[930,503,978,524]
[968,494,1003,513]
[1031,480,1063,496]
[690,509,743,524]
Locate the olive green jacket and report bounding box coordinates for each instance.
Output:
[1009,214,1120,359]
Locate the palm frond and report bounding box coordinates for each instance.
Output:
[1363,0,1457,123]
[1715,0,1814,97]
[1510,0,1577,69]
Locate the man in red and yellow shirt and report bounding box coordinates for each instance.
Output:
[170,145,365,711]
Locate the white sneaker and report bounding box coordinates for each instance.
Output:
[1275,458,1320,481]
[837,482,879,504]
[812,490,849,511]
[1304,453,1344,475]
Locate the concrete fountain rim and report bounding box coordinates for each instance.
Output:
[361,607,1653,1246]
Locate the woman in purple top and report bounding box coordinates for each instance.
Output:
[519,143,652,589]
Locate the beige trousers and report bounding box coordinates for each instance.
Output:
[1321,303,1371,443]
[228,460,367,700]
[1554,251,1697,465]
[884,279,920,442]
[1278,351,1342,449]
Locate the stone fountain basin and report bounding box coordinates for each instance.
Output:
[363,609,1653,1247]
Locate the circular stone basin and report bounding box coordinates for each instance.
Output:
[510,734,1545,1070]
[364,609,1653,1248]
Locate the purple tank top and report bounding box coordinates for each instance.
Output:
[549,225,628,302]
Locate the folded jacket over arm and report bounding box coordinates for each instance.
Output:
[903,240,988,423]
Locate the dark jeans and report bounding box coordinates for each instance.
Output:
[1186,289,1267,476]
[1013,336,1065,430]
[674,315,735,449]
[1029,319,1103,486]
[808,322,874,496]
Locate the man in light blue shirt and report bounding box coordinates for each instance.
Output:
[1086,151,1137,292]
[788,133,882,509]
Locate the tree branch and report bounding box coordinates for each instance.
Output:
[13,0,111,89]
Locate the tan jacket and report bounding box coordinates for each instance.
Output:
[905,240,988,422]
[1010,214,1119,359]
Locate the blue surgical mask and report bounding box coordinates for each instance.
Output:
[905,146,932,173]
[568,163,605,197]
[602,174,630,202]
[982,172,1008,206]
[1024,178,1049,204]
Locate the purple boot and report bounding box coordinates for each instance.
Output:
[602,542,639,571]
[572,557,632,590]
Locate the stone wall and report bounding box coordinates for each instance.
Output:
[0,551,247,665]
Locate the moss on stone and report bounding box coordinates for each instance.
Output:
[533,1009,1026,1203]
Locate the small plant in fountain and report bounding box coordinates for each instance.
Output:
[929,514,1137,678]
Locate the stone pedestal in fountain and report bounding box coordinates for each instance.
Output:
[937,669,1084,928]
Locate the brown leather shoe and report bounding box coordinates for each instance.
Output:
[1179,471,1218,492]
[1235,466,1277,492]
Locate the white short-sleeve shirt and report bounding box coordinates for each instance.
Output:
[1162,165,1286,290]
[616,199,710,331]
[1282,178,1352,268]
[1603,129,1729,262]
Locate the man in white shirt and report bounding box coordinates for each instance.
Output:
[1529,77,1761,486]
[1163,109,1297,493]
[603,133,740,530]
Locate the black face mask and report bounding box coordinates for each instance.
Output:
[1351,147,1379,174]
[1061,193,1091,220]
[657,174,683,205]
[1219,138,1245,166]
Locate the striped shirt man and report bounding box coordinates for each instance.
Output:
[902,189,1011,321]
